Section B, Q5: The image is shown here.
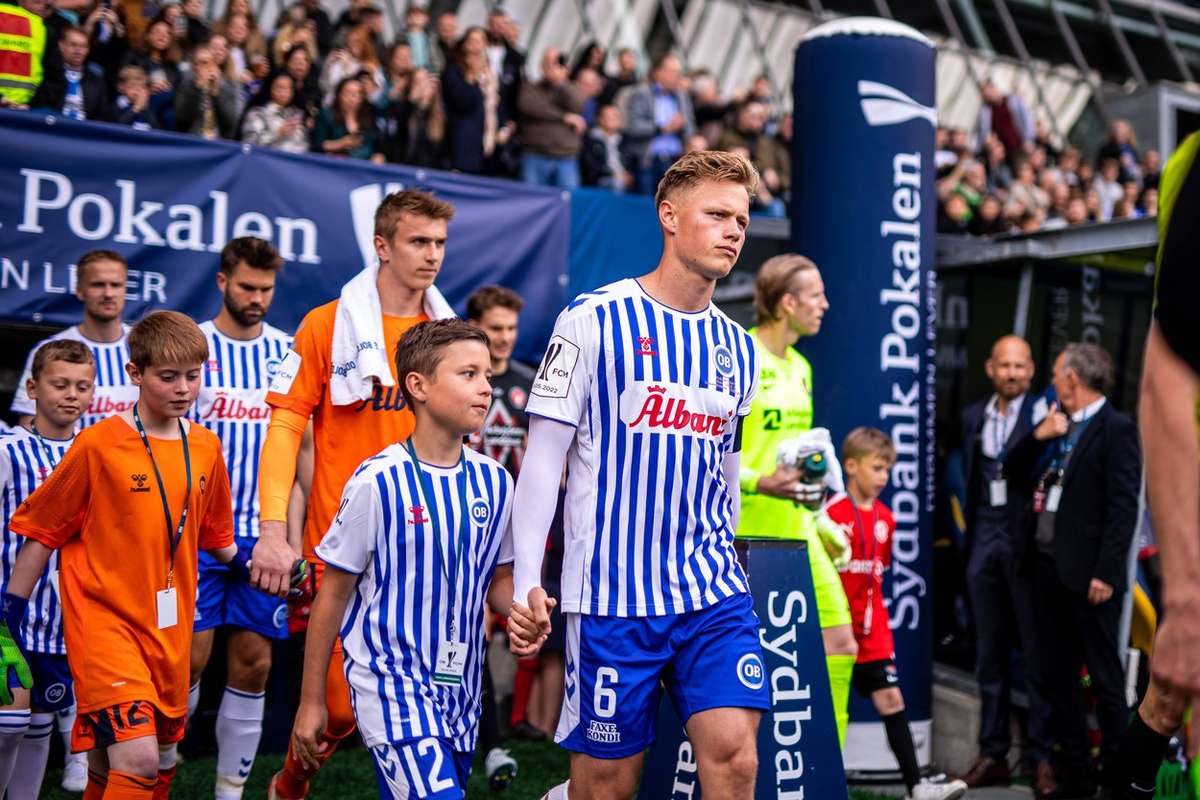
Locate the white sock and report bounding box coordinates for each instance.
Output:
[541,780,570,800]
[0,709,31,790]
[6,712,52,799]
[188,681,201,718]
[56,704,75,750]
[214,687,265,800]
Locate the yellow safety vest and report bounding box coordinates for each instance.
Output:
[0,5,45,105]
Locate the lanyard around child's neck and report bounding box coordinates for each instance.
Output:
[133,405,192,589]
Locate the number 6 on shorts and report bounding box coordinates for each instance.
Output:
[594,667,619,719]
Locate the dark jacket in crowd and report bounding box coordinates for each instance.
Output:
[488,39,523,127]
[30,62,108,121]
[619,81,695,167]
[441,62,486,173]
[517,79,583,157]
[311,106,380,160]
[378,97,439,167]
[175,73,241,139]
[1006,401,1141,591]
[580,128,632,188]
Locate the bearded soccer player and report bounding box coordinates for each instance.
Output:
[13,250,137,430]
[185,237,294,800]
[250,190,456,799]
[1112,134,1200,798]
[511,151,768,800]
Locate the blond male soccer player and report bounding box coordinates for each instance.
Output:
[511,151,768,800]
[4,311,236,799]
[251,190,457,798]
[0,340,94,799]
[292,319,542,798]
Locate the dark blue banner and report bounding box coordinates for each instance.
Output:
[639,541,846,799]
[792,19,937,772]
[0,111,569,363]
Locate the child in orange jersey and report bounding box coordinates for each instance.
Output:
[4,311,236,800]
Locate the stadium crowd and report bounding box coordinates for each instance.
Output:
[0,0,792,213]
[936,82,1161,235]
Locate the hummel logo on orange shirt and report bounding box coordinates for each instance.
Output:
[130,473,150,493]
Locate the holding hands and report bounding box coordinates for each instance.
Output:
[508,586,556,657]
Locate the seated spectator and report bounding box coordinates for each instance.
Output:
[109,64,161,128]
[1097,118,1141,183]
[621,53,694,194]
[282,43,321,120]
[403,3,435,70]
[1140,187,1158,216]
[716,99,789,210]
[311,75,382,161]
[30,25,108,120]
[272,2,317,64]
[175,43,240,139]
[240,71,309,153]
[432,11,457,72]
[441,26,497,174]
[580,103,633,192]
[1141,149,1161,190]
[518,47,585,189]
[573,66,602,126]
[379,65,443,167]
[1093,158,1123,221]
[319,22,381,106]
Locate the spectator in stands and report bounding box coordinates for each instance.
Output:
[1008,160,1048,214]
[218,12,268,90]
[485,9,522,125]
[109,64,160,128]
[716,98,788,214]
[331,0,371,43]
[517,47,585,189]
[573,66,602,126]
[380,41,412,100]
[403,4,434,71]
[690,70,729,144]
[977,80,1033,163]
[1008,343,1140,799]
[175,43,240,139]
[301,0,333,55]
[1097,118,1141,183]
[207,33,239,89]
[442,26,497,174]
[1139,186,1158,216]
[84,0,128,93]
[112,0,152,54]
[983,137,1012,192]
[240,71,309,153]
[746,73,778,128]
[570,41,606,82]
[1141,149,1161,189]
[581,103,633,191]
[938,193,972,234]
[684,132,708,153]
[319,23,379,106]
[312,75,381,161]
[121,17,179,122]
[30,24,107,120]
[1063,196,1089,227]
[622,53,694,194]
[969,195,1007,236]
[379,65,443,167]
[272,3,318,65]
[1093,158,1123,221]
[599,46,637,106]
[433,11,456,72]
[282,44,321,121]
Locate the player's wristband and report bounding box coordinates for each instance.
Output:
[1,593,27,637]
[739,467,760,494]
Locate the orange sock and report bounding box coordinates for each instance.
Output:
[151,765,176,799]
[510,655,539,727]
[276,647,358,799]
[83,769,108,800]
[102,770,156,799]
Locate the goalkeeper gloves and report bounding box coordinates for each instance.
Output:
[230,550,310,597]
[815,511,852,568]
[0,593,32,706]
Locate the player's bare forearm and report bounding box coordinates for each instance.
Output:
[487,564,514,617]
[6,540,52,599]
[299,565,357,706]
[207,543,238,564]
[1142,323,1200,608]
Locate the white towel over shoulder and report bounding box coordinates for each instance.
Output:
[329,264,456,406]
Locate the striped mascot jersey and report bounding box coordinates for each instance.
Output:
[191,320,292,540]
[527,278,758,617]
[0,427,73,654]
[317,444,514,751]
[11,325,135,428]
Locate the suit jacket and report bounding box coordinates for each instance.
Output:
[960,393,1038,542]
[618,82,696,167]
[29,62,108,121]
[1006,401,1141,593]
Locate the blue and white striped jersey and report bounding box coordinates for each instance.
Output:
[0,426,74,654]
[317,444,514,752]
[191,320,292,541]
[11,325,135,428]
[527,278,758,618]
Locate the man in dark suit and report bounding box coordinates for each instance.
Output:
[1007,342,1141,798]
[957,335,1052,791]
[29,25,107,121]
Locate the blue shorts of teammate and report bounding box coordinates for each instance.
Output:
[194,544,288,639]
[556,591,770,759]
[28,652,74,711]
[369,738,473,799]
